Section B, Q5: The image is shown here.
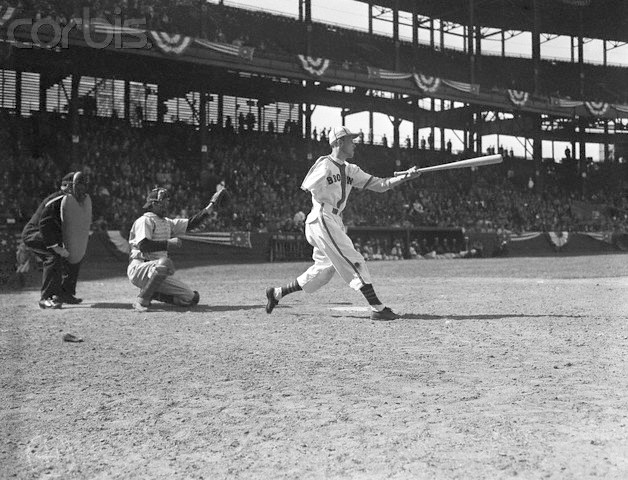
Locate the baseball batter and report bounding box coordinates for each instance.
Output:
[265,126,420,321]
[127,185,227,312]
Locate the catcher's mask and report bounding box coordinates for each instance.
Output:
[143,187,170,210]
[61,171,88,201]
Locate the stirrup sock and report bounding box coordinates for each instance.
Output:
[360,284,383,310]
[279,280,302,299]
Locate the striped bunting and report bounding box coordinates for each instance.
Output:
[195,39,254,60]
[150,31,193,55]
[584,101,609,117]
[508,89,529,107]
[584,232,613,244]
[548,231,569,248]
[614,104,628,114]
[367,67,411,80]
[508,232,542,242]
[413,73,440,92]
[551,97,584,108]
[297,55,330,76]
[179,231,252,249]
[90,18,146,36]
[442,79,479,94]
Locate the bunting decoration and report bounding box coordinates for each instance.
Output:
[548,231,569,249]
[367,67,411,80]
[297,55,330,76]
[413,73,440,93]
[584,232,613,244]
[195,39,254,60]
[90,18,146,36]
[442,79,480,94]
[614,104,628,114]
[508,89,529,107]
[585,101,609,117]
[150,31,193,55]
[551,97,584,108]
[0,6,16,27]
[179,231,252,249]
[508,232,542,242]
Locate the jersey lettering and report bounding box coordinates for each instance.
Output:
[326,174,354,185]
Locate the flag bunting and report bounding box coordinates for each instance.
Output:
[508,89,529,107]
[297,55,330,76]
[150,31,193,55]
[195,39,254,60]
[413,73,441,92]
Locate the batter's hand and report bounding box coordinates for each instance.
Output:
[394,166,421,179]
[167,238,182,249]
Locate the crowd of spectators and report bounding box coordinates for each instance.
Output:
[2,111,628,238]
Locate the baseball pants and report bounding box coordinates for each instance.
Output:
[127,259,196,303]
[24,236,81,300]
[297,212,372,293]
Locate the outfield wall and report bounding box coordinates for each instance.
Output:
[2,228,627,287]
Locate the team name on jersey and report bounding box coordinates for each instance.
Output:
[326,174,353,185]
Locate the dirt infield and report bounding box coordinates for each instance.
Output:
[2,255,628,479]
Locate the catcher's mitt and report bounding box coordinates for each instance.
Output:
[209,186,230,209]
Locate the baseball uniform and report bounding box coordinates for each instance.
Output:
[297,154,398,292]
[127,212,196,305]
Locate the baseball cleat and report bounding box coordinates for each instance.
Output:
[132,302,149,313]
[370,307,400,321]
[39,297,63,309]
[190,291,200,306]
[265,287,279,314]
[58,294,83,305]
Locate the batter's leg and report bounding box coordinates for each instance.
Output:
[310,215,372,291]
[311,216,399,319]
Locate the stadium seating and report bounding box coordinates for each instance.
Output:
[2,112,627,235]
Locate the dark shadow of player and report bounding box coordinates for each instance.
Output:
[89,302,261,312]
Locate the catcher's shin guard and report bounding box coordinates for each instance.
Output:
[138,258,173,305]
[152,292,176,304]
[173,290,200,308]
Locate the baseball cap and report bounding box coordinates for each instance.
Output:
[143,187,169,209]
[329,126,359,146]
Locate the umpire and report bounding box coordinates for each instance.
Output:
[22,172,91,309]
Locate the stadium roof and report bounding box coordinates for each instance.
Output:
[368,0,628,44]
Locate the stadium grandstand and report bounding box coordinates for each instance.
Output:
[1,0,628,274]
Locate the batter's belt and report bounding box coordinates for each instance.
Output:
[320,203,342,216]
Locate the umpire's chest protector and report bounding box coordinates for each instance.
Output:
[61,194,93,264]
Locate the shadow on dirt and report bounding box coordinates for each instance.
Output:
[90,302,261,312]
[331,312,586,321]
[399,313,587,320]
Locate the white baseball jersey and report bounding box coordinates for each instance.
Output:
[301,156,374,222]
[128,212,188,261]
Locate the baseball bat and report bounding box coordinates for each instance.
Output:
[393,154,503,176]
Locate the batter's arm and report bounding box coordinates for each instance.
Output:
[358,166,421,193]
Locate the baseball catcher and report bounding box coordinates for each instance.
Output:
[127,183,228,312]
